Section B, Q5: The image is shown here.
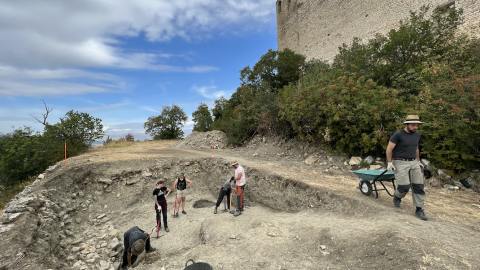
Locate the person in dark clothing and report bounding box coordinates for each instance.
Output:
[153,180,171,234]
[386,115,428,221]
[214,177,236,214]
[122,226,156,269]
[173,172,192,216]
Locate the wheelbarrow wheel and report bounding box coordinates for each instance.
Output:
[359,180,372,196]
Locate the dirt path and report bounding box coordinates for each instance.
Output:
[2,139,480,270]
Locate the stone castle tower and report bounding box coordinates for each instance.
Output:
[276,0,480,61]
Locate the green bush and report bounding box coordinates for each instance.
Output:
[0,110,105,187]
[334,5,464,94]
[0,127,58,186]
[280,65,413,156]
[416,62,480,170]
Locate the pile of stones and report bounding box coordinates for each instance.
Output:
[171,130,227,150]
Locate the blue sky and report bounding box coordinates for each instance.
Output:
[0,0,277,139]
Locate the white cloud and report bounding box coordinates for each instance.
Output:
[0,0,274,96]
[185,66,219,73]
[0,65,121,81]
[140,106,161,113]
[0,80,113,96]
[0,65,123,96]
[74,102,134,112]
[0,0,275,69]
[190,84,233,99]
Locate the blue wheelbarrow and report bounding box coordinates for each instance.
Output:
[351,170,396,199]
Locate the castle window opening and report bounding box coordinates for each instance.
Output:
[278,1,282,13]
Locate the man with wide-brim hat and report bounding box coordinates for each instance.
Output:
[386,115,428,221]
[122,226,156,269]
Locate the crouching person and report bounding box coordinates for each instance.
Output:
[122,226,156,269]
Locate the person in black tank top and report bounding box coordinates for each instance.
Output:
[173,172,193,216]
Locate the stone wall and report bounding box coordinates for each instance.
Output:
[276,0,480,61]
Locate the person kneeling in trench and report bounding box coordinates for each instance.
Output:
[122,226,156,269]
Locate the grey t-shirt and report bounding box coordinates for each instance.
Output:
[222,179,236,190]
[389,130,421,159]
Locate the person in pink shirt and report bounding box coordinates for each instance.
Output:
[231,159,246,213]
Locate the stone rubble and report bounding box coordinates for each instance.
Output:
[0,169,123,270]
[170,130,228,150]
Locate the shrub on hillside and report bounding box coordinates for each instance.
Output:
[279,65,413,156]
[333,5,464,94]
[125,133,134,142]
[415,63,480,170]
[0,127,58,186]
[103,136,113,145]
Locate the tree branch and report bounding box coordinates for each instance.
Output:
[30,99,52,126]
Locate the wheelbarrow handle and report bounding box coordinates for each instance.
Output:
[185,259,195,267]
[372,170,389,182]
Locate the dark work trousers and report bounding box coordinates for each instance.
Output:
[215,187,231,208]
[154,200,168,229]
[122,235,151,267]
[236,185,245,210]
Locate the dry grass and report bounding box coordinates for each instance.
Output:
[100,141,137,149]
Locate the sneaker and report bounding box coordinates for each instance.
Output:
[393,195,402,208]
[146,247,157,253]
[182,210,187,215]
[165,227,170,232]
[415,209,428,221]
[175,213,179,217]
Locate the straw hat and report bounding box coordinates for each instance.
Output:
[131,239,145,256]
[230,160,238,166]
[403,115,423,124]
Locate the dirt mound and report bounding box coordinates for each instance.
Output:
[171,130,227,150]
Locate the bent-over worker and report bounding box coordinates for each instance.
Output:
[122,226,156,269]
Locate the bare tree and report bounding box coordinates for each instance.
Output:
[30,99,52,126]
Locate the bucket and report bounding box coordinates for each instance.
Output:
[184,259,214,270]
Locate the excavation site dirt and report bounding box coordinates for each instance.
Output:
[1,133,480,270]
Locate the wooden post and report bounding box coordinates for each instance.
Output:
[65,142,67,167]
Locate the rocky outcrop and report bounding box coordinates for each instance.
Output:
[0,170,122,270]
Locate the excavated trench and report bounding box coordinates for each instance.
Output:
[2,157,478,270]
